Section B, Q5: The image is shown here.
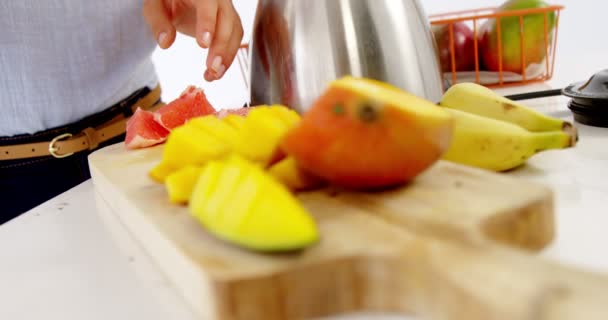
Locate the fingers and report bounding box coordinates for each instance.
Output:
[204,22,243,81]
[194,0,218,48]
[204,0,244,81]
[204,8,231,80]
[143,0,177,49]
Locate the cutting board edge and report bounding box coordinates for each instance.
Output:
[480,189,556,251]
[90,163,225,320]
[433,161,556,250]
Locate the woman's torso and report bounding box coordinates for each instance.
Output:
[0,1,158,136]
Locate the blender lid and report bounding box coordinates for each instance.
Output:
[562,69,608,128]
[562,69,608,101]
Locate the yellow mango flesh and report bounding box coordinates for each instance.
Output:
[148,105,299,183]
[237,106,300,165]
[165,165,203,204]
[188,116,241,150]
[189,156,318,252]
[150,124,229,182]
[269,105,301,127]
[149,161,177,183]
[223,114,247,131]
[163,124,230,168]
[267,157,324,191]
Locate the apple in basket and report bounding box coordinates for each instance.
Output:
[432,21,476,73]
[479,0,557,73]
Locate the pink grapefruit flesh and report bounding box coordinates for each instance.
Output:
[154,86,216,130]
[125,108,170,149]
[213,107,251,118]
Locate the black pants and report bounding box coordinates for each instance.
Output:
[0,134,125,224]
[0,87,156,225]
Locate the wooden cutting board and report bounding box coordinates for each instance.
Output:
[89,143,608,320]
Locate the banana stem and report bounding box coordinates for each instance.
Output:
[562,121,579,144]
[531,130,575,151]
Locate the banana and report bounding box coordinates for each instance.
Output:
[442,108,577,172]
[439,82,576,134]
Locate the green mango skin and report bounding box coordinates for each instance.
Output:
[479,0,556,73]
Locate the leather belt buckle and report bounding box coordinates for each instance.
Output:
[1,85,162,162]
[48,133,74,159]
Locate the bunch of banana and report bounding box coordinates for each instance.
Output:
[438,82,578,172]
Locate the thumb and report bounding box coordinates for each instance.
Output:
[143,0,177,49]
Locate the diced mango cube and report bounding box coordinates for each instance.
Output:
[165,165,203,204]
[269,105,301,127]
[149,161,177,183]
[267,156,325,191]
[223,114,247,131]
[162,124,230,169]
[237,106,299,165]
[188,116,241,150]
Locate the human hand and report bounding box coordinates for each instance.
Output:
[143,0,244,81]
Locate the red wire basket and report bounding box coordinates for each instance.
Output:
[429,4,564,88]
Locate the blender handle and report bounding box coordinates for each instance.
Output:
[504,88,564,101]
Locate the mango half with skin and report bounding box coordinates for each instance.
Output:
[280,76,454,189]
[189,156,319,252]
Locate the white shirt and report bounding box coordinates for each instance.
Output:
[0,1,158,136]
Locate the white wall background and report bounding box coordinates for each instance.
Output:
[151,0,606,109]
[151,1,258,110]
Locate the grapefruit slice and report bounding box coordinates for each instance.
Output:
[125,108,170,149]
[154,86,216,130]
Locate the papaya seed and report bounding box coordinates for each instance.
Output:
[332,103,345,116]
[358,102,378,123]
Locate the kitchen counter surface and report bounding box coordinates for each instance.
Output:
[2,2,608,319]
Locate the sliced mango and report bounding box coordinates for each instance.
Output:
[149,161,177,183]
[267,156,325,191]
[200,162,244,223]
[223,114,247,131]
[190,161,223,214]
[188,115,242,150]
[219,169,260,232]
[149,105,300,184]
[189,155,318,252]
[237,106,299,165]
[269,105,301,127]
[165,165,203,204]
[154,124,230,180]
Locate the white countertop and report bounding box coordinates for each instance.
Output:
[2,1,608,319]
